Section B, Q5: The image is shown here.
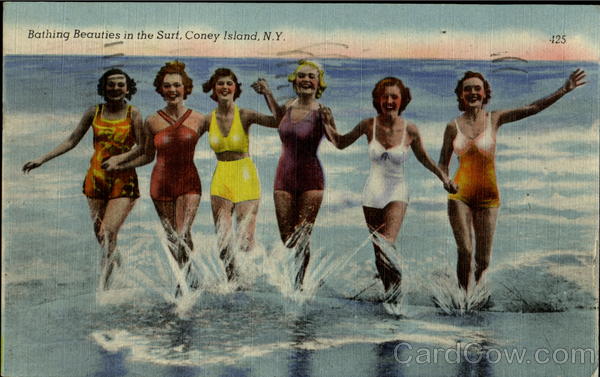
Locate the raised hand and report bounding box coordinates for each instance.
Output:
[251,78,271,95]
[563,69,586,92]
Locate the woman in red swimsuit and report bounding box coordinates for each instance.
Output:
[252,60,335,289]
[438,69,586,293]
[23,69,143,289]
[107,61,206,277]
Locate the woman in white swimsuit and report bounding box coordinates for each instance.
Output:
[322,77,456,300]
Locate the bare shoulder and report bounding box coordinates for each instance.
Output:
[238,107,255,119]
[145,113,162,131]
[129,105,142,118]
[405,121,420,136]
[361,117,374,139]
[358,117,372,128]
[445,119,458,135]
[189,109,205,121]
[83,105,97,118]
[489,110,502,125]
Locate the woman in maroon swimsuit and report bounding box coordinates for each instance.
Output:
[252,60,335,289]
[106,61,206,275]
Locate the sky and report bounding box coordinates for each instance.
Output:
[4,3,600,61]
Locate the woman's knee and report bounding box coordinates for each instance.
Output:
[475,253,490,271]
[456,245,472,262]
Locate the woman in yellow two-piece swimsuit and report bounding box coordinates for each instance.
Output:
[438,69,586,292]
[201,68,277,281]
[23,69,144,289]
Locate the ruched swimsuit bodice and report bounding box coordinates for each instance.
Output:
[150,109,201,201]
[448,112,500,208]
[362,117,410,208]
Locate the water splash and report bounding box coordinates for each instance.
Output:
[429,268,492,316]
[264,225,378,305]
[370,232,409,316]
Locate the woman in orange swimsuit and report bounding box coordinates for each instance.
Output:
[438,69,586,291]
[106,61,206,279]
[23,69,143,289]
[201,68,277,282]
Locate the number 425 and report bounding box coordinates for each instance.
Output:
[550,35,567,44]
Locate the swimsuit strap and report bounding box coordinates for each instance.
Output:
[157,109,193,128]
[372,117,377,139]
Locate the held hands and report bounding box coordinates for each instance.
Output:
[22,159,43,173]
[251,78,271,95]
[443,177,458,194]
[563,69,586,93]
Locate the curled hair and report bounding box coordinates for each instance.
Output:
[202,68,242,101]
[153,61,193,99]
[97,69,137,100]
[371,77,412,115]
[288,60,327,99]
[454,71,492,111]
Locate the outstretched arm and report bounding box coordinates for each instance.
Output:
[240,108,279,129]
[321,106,366,149]
[496,69,586,128]
[22,106,95,173]
[251,78,286,122]
[409,124,457,193]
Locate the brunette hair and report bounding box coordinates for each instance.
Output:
[97,69,137,100]
[202,68,242,101]
[153,61,193,99]
[454,71,492,111]
[371,77,411,114]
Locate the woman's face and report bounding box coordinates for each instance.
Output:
[161,73,185,105]
[461,77,486,109]
[214,75,237,101]
[379,85,402,115]
[294,65,319,97]
[105,74,129,102]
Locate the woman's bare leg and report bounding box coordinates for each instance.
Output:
[362,201,407,292]
[292,190,324,288]
[274,190,296,245]
[174,193,201,265]
[233,199,260,253]
[88,197,136,288]
[211,196,235,281]
[448,199,474,290]
[87,198,107,246]
[472,207,499,285]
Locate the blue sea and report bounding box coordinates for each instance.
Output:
[2,55,598,376]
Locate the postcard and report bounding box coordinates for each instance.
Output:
[3,3,598,377]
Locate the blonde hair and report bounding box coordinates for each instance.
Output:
[287,60,327,99]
